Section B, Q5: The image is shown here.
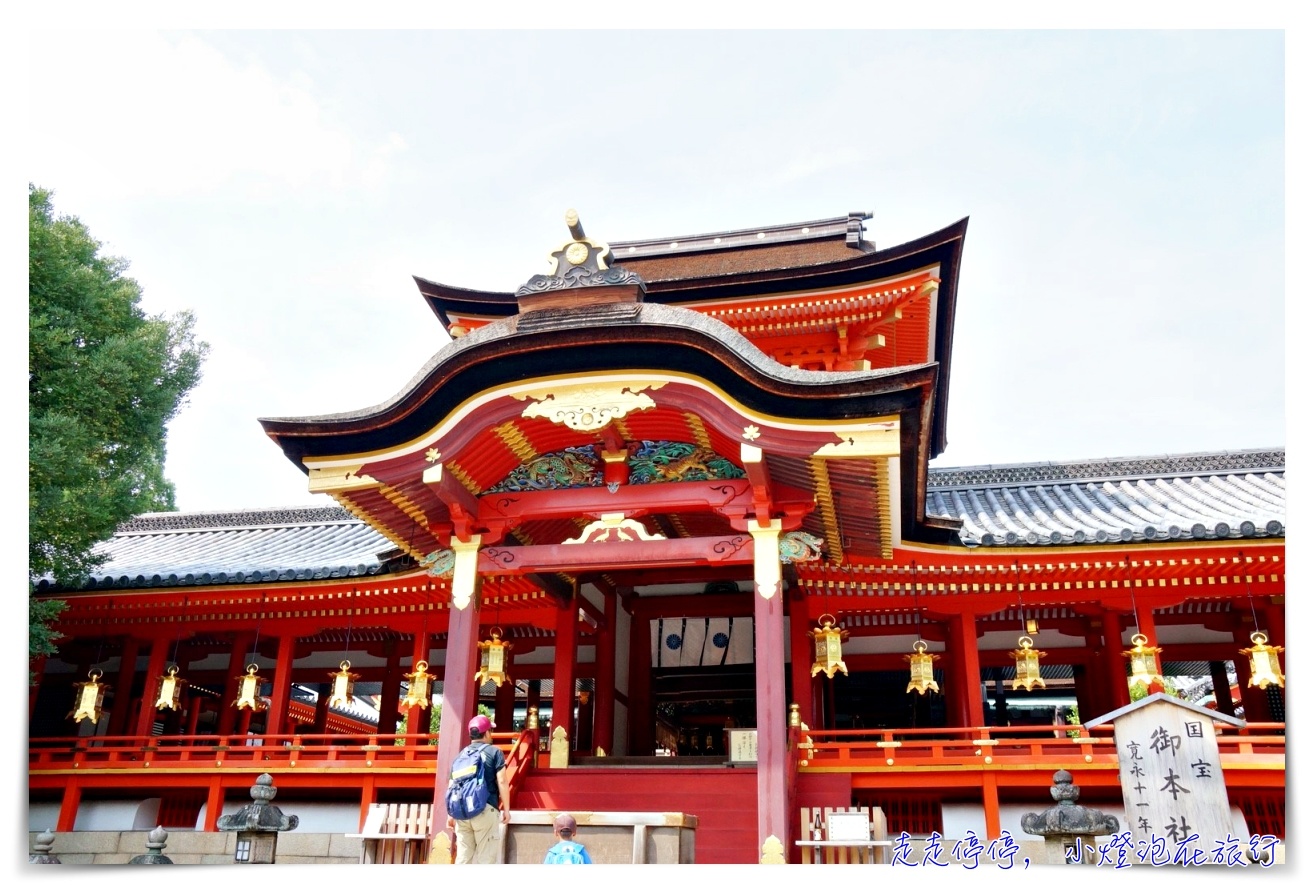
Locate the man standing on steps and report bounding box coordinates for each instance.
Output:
[447,714,510,863]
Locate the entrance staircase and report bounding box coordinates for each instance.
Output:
[512,761,758,864]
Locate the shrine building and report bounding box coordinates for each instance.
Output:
[28,210,1285,864]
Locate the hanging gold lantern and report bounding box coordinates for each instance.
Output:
[400,660,434,710]
[1240,631,1285,689]
[1010,635,1047,691]
[810,613,849,678]
[154,664,188,711]
[1123,633,1164,690]
[233,663,268,711]
[475,627,513,688]
[905,639,940,695]
[69,668,109,724]
[328,660,359,708]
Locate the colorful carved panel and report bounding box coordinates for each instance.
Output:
[485,441,745,493]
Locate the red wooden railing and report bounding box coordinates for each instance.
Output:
[28,722,1285,775]
[795,722,1286,770]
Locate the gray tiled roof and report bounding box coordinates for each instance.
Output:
[35,506,396,592]
[38,449,1284,592]
[928,448,1284,546]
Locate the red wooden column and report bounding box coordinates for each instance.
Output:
[592,589,617,755]
[108,636,140,736]
[1101,610,1130,711]
[627,602,653,755]
[203,777,224,832]
[949,611,984,728]
[403,630,430,737]
[787,593,815,729]
[133,636,170,737]
[377,640,402,735]
[56,779,82,832]
[494,669,516,730]
[433,539,485,829]
[218,633,253,736]
[265,633,296,738]
[750,519,788,860]
[552,595,581,753]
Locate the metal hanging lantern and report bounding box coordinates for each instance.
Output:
[234,663,268,711]
[1123,633,1164,690]
[1010,635,1047,691]
[810,614,850,678]
[475,628,513,688]
[154,664,188,711]
[328,660,360,709]
[69,668,109,724]
[1240,631,1285,689]
[400,660,435,710]
[905,640,940,695]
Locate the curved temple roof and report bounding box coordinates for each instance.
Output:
[36,448,1284,593]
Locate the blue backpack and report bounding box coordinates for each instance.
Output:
[545,842,588,864]
[445,743,491,820]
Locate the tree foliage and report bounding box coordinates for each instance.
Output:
[28,184,208,659]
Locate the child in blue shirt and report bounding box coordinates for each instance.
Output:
[544,813,593,864]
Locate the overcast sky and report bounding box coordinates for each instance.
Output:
[19,25,1297,515]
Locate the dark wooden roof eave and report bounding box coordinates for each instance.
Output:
[412,218,969,318]
[258,308,941,469]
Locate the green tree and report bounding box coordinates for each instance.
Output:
[28,184,208,665]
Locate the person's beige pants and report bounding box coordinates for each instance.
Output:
[454,805,501,864]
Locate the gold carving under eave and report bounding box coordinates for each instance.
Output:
[563,513,666,544]
[517,381,665,432]
[874,457,893,560]
[307,465,380,493]
[808,456,844,565]
[812,423,900,458]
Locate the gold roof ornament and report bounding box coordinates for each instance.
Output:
[400,660,434,710]
[234,663,268,711]
[153,664,188,711]
[905,640,940,695]
[810,614,849,678]
[1010,635,1047,691]
[69,668,109,725]
[1240,631,1285,689]
[328,660,359,709]
[1123,633,1164,691]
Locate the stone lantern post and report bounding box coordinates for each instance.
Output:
[216,772,299,864]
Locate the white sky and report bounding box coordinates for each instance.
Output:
[15,22,1297,516]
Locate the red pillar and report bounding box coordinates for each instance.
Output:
[753,583,788,857]
[108,636,140,736]
[1101,610,1130,712]
[402,629,431,738]
[495,672,516,731]
[133,636,169,737]
[627,605,653,755]
[218,633,252,736]
[787,595,815,729]
[57,779,82,832]
[593,590,617,755]
[432,578,484,825]
[203,777,224,832]
[950,611,984,728]
[265,633,296,738]
[552,596,580,750]
[377,640,402,736]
